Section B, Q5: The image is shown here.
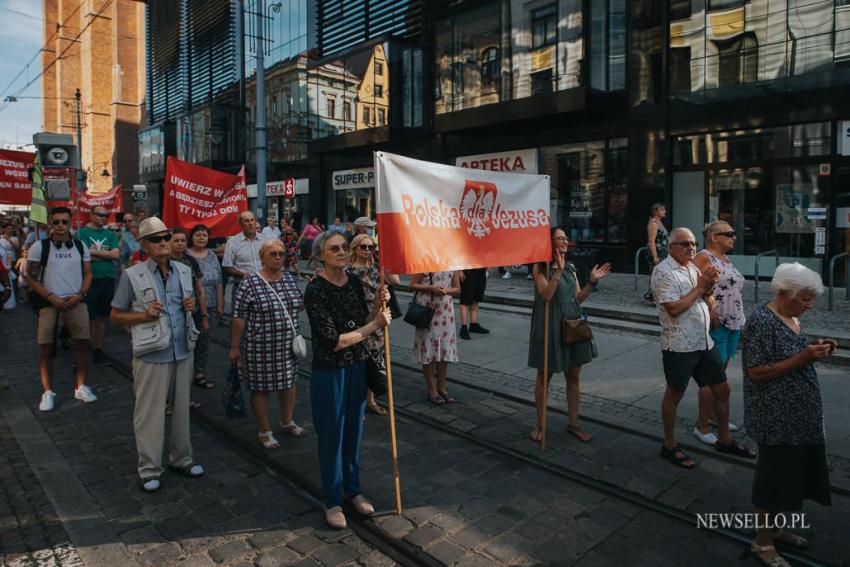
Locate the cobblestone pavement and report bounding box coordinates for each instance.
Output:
[0,412,84,567]
[0,309,395,567]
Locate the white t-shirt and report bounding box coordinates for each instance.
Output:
[28,239,91,298]
[260,226,281,239]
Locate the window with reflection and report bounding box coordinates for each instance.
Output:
[532,5,557,49]
[590,0,626,91]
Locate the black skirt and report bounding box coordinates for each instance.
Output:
[752,443,831,513]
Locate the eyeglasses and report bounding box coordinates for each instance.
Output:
[51,219,70,226]
[358,244,374,251]
[266,251,285,257]
[145,233,173,244]
[328,244,350,253]
[554,236,569,242]
[715,231,736,238]
[671,240,697,247]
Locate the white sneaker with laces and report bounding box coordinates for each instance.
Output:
[74,385,97,403]
[39,390,56,412]
[502,272,511,279]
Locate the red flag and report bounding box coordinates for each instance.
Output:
[162,157,248,238]
[76,185,124,225]
[0,149,36,205]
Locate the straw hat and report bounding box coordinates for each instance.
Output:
[137,217,171,241]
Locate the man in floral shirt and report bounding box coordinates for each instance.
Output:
[651,227,754,469]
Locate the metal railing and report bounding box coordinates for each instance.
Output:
[828,252,850,311]
[754,249,780,304]
[634,246,648,291]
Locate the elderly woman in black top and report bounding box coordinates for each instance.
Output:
[742,262,836,567]
[304,231,391,530]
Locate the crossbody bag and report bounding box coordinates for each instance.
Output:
[257,274,308,361]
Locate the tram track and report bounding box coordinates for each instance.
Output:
[191,333,837,566]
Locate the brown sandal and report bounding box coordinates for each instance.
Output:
[366,402,387,415]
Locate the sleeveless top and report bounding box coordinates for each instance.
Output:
[648,219,668,260]
[698,249,745,331]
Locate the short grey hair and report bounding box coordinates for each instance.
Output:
[311,230,346,263]
[771,262,824,298]
[668,227,695,243]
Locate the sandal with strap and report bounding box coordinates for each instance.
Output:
[750,544,792,567]
[774,530,808,549]
[715,440,756,459]
[193,375,215,389]
[280,421,307,438]
[366,401,387,416]
[660,445,696,469]
[258,431,280,449]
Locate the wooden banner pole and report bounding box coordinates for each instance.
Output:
[540,262,551,451]
[379,271,403,514]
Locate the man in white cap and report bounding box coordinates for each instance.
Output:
[110,217,204,492]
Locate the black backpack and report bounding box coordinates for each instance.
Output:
[30,238,85,310]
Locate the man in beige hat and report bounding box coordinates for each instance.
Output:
[110,217,204,492]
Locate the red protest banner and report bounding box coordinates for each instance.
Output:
[0,149,36,205]
[162,157,248,238]
[76,185,124,225]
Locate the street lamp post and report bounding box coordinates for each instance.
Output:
[254,1,281,221]
[74,88,85,229]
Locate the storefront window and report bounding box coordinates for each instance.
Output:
[674,123,831,165]
[335,188,374,222]
[540,139,628,244]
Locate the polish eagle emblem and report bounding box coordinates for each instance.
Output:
[460,181,497,239]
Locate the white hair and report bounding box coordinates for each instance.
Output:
[770,262,824,298]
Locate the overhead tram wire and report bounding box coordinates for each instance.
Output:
[0,0,115,117]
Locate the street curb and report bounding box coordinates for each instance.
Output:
[0,382,141,567]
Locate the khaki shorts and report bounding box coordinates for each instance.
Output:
[37,303,91,345]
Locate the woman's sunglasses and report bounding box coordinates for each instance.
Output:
[358,244,374,251]
[329,244,350,253]
[146,233,173,244]
[266,251,285,257]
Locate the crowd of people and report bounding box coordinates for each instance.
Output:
[0,204,838,564]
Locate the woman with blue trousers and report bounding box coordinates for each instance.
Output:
[304,230,391,529]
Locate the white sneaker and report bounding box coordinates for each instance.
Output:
[527,274,534,280]
[502,272,512,279]
[141,478,161,492]
[39,390,56,412]
[74,385,97,403]
[693,425,717,446]
[709,418,739,432]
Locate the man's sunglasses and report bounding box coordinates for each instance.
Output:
[329,244,350,253]
[715,231,736,238]
[671,240,697,247]
[146,233,173,244]
[358,244,374,251]
[51,219,70,226]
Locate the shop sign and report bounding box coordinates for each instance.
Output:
[806,207,827,221]
[836,207,850,228]
[840,121,850,156]
[819,163,831,176]
[455,149,538,174]
[815,227,826,256]
[247,178,308,198]
[332,167,374,190]
[267,178,295,198]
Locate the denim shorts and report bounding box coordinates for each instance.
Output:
[710,326,742,365]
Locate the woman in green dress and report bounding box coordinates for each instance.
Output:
[528,227,611,443]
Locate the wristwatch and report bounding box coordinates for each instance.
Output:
[79,290,88,298]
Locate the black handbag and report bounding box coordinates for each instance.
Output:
[222,363,247,418]
[404,274,435,329]
[365,356,387,397]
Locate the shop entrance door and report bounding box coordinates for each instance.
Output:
[672,171,705,245]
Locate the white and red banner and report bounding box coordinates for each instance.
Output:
[0,148,36,205]
[375,152,552,274]
[162,158,247,238]
[76,184,124,225]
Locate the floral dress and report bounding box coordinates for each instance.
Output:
[346,265,384,354]
[413,272,458,364]
[698,250,745,330]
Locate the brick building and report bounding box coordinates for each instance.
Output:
[41,0,145,196]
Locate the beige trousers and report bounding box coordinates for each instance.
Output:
[132,356,194,480]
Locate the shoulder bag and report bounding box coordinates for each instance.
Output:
[404,273,435,329]
[258,274,308,360]
[560,264,593,344]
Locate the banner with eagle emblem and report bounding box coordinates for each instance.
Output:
[374,152,552,274]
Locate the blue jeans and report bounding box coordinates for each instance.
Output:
[310,362,367,508]
[710,326,742,365]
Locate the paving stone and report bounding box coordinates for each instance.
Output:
[403,524,443,549]
[155,514,202,540]
[376,515,415,539]
[193,502,234,527]
[447,526,489,551]
[255,545,302,567]
[208,540,253,564]
[428,513,466,533]
[425,538,467,565]
[249,528,298,550]
[138,542,184,566]
[179,553,217,567]
[288,534,324,555]
[402,505,440,526]
[311,543,359,566]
